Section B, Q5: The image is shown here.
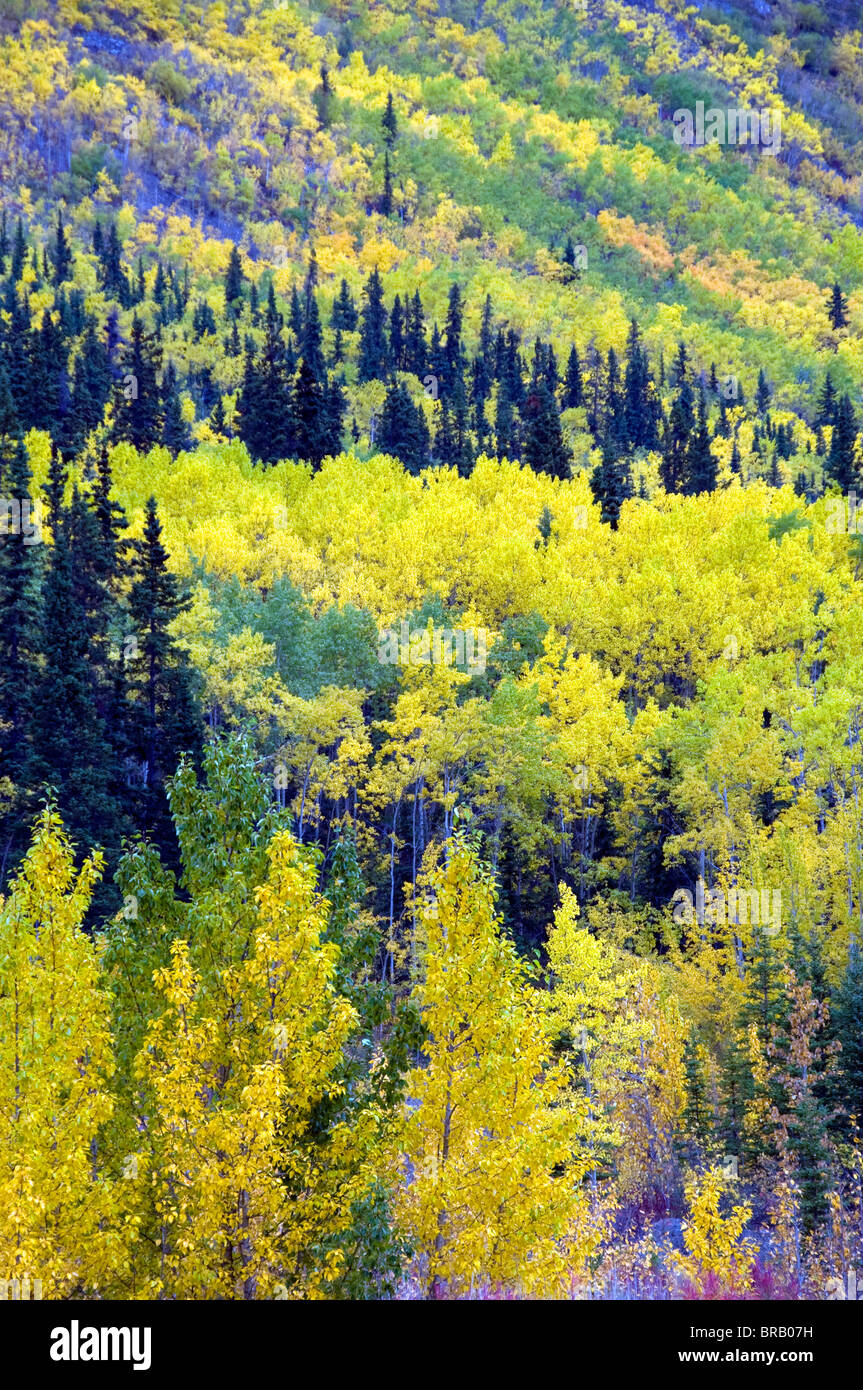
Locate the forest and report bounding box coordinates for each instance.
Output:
[1,0,863,1307]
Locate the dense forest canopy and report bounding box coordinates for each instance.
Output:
[1,0,863,1306]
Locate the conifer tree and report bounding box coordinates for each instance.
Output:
[491,376,514,463]
[717,396,730,438]
[434,401,455,467]
[238,287,293,464]
[68,321,112,453]
[125,497,200,853]
[29,308,68,440]
[0,363,20,459]
[302,247,319,309]
[289,284,303,339]
[686,389,716,494]
[224,244,245,314]
[10,217,26,282]
[292,355,328,466]
[299,289,326,384]
[623,319,655,449]
[209,395,228,438]
[323,373,347,458]
[585,341,606,436]
[357,269,389,383]
[29,495,126,874]
[451,397,474,477]
[389,294,405,372]
[91,445,128,588]
[51,206,73,285]
[4,292,32,417]
[815,371,837,426]
[828,281,849,330]
[523,381,571,480]
[382,90,398,147]
[825,392,859,491]
[681,1033,716,1165]
[160,361,189,452]
[766,974,837,1234]
[832,943,863,1134]
[442,283,465,400]
[562,344,583,408]
[603,346,625,456]
[99,221,129,303]
[670,340,688,387]
[429,322,447,391]
[719,1030,753,1169]
[381,149,393,217]
[313,62,334,129]
[590,440,633,529]
[404,289,427,378]
[0,436,41,834]
[378,380,430,474]
[112,314,162,449]
[755,368,772,416]
[153,260,167,307]
[742,926,786,1059]
[44,438,66,527]
[192,299,217,339]
[661,372,695,494]
[477,293,495,395]
[331,278,358,332]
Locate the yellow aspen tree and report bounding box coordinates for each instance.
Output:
[532,637,629,896]
[0,810,125,1297]
[132,831,361,1299]
[469,676,561,884]
[275,685,371,838]
[170,582,288,733]
[611,970,688,1210]
[675,1166,756,1294]
[545,885,641,1187]
[367,661,483,972]
[398,833,595,1298]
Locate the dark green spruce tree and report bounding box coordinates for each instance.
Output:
[378,380,430,474]
[825,393,859,491]
[331,278,358,332]
[112,313,162,449]
[685,389,716,494]
[357,268,389,382]
[224,243,245,315]
[28,491,129,906]
[160,360,190,452]
[125,496,201,858]
[828,281,849,331]
[522,381,571,480]
[51,206,74,286]
[590,440,633,529]
[0,435,42,860]
[661,365,695,495]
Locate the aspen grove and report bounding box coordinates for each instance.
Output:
[1,0,863,1302]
